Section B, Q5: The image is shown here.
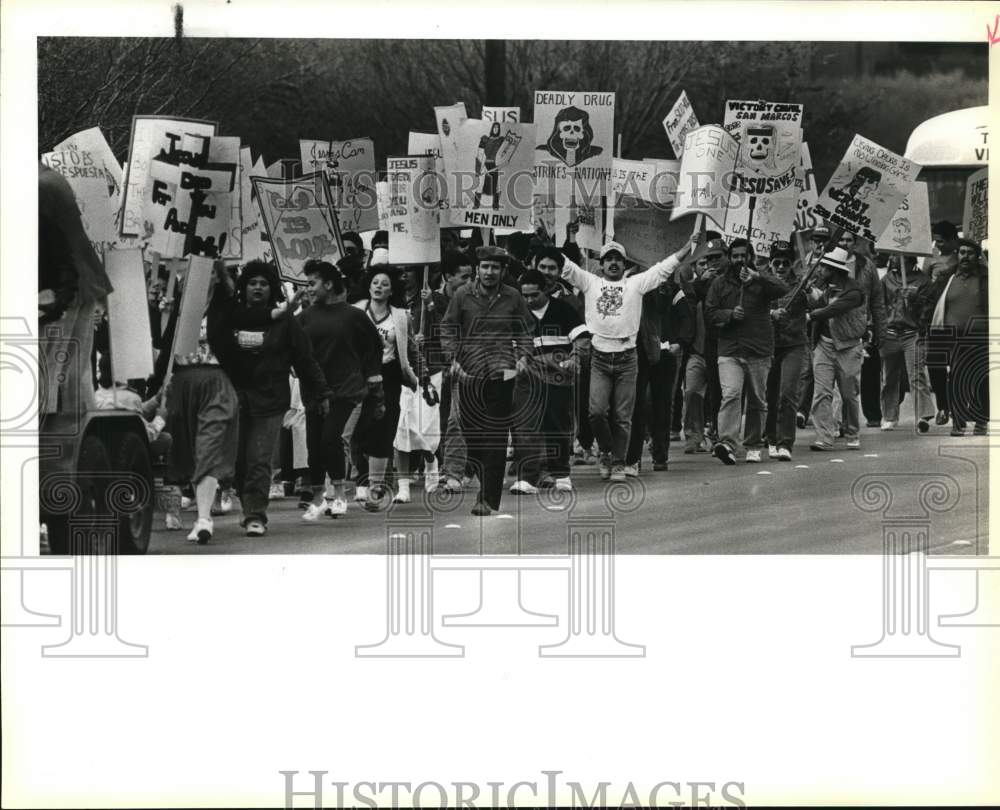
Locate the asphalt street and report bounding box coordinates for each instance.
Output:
[148,407,989,556]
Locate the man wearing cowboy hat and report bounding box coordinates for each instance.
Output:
[560,238,696,481]
[806,247,868,451]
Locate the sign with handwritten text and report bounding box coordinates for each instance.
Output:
[670,125,739,230]
[876,181,932,255]
[251,172,344,283]
[299,137,378,233]
[483,106,520,124]
[387,155,440,265]
[662,91,700,159]
[962,167,988,242]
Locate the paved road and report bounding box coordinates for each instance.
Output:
[148,410,989,556]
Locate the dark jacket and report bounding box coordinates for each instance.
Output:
[770,276,809,349]
[226,307,331,416]
[656,277,695,349]
[441,280,534,378]
[882,264,935,335]
[704,268,789,358]
[851,256,888,344]
[406,289,450,375]
[808,275,867,350]
[297,300,383,404]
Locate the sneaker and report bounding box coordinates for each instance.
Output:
[796,412,807,429]
[880,421,896,431]
[245,520,266,537]
[353,485,369,502]
[471,501,492,516]
[211,491,234,516]
[598,453,612,481]
[363,484,389,512]
[917,419,930,434]
[846,438,861,450]
[623,463,640,478]
[268,483,285,500]
[974,424,988,436]
[713,443,736,465]
[442,477,463,493]
[165,513,183,531]
[187,517,213,544]
[866,419,881,428]
[510,480,539,495]
[935,409,950,426]
[393,481,412,503]
[775,447,792,461]
[768,444,778,457]
[554,477,574,492]
[809,441,834,451]
[652,461,669,472]
[746,449,762,463]
[950,426,965,437]
[323,497,347,517]
[302,502,325,521]
[180,495,194,510]
[609,465,627,482]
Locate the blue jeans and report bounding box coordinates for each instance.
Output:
[765,345,807,450]
[717,355,771,453]
[588,348,638,464]
[812,338,863,444]
[235,408,286,524]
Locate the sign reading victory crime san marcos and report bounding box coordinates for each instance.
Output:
[299,138,378,233]
[449,120,536,230]
[662,91,700,159]
[251,172,344,283]
[813,135,921,243]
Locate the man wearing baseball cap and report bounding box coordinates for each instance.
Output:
[560,236,697,481]
[805,247,867,451]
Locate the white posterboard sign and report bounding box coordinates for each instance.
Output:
[962,167,988,242]
[119,116,217,238]
[252,172,344,284]
[662,90,700,159]
[299,137,379,234]
[450,120,537,230]
[172,255,215,359]
[386,155,441,265]
[104,248,154,381]
[813,135,921,243]
[483,106,520,124]
[670,125,739,231]
[409,130,457,228]
[794,141,821,232]
[876,181,933,256]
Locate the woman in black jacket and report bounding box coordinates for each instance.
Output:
[228,261,332,536]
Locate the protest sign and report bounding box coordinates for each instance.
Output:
[449,120,536,230]
[237,147,269,262]
[435,103,469,208]
[670,125,739,230]
[723,99,803,254]
[172,256,215,359]
[962,167,988,242]
[119,116,217,238]
[376,180,391,231]
[144,132,238,259]
[662,91,700,159]
[222,154,244,260]
[483,106,520,124]
[104,249,153,381]
[252,172,344,283]
[386,155,441,265]
[876,181,933,255]
[42,146,120,258]
[299,137,379,233]
[794,141,820,232]
[611,159,656,203]
[813,135,921,243]
[642,158,681,208]
[409,131,457,228]
[613,160,687,268]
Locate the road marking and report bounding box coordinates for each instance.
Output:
[496,514,514,519]
[445,524,461,529]
[951,540,973,547]
[831,459,845,463]
[795,464,809,469]
[757,471,772,475]
[864,453,879,458]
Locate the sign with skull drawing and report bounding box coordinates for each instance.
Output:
[533,90,615,251]
[722,99,804,256]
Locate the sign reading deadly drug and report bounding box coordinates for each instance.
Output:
[813,135,921,243]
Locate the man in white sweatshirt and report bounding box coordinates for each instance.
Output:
[561,238,696,481]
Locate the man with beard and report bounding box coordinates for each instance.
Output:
[704,239,789,464]
[928,239,989,436]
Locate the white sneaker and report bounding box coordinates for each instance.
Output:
[554,477,574,492]
[846,438,861,450]
[268,483,285,500]
[302,502,325,521]
[510,480,539,494]
[186,517,213,544]
[746,449,762,463]
[775,447,792,461]
[768,444,778,457]
[353,485,369,502]
[424,459,440,493]
[623,463,640,477]
[180,496,193,510]
[393,481,412,503]
[165,513,183,531]
[325,497,347,517]
[880,421,896,431]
